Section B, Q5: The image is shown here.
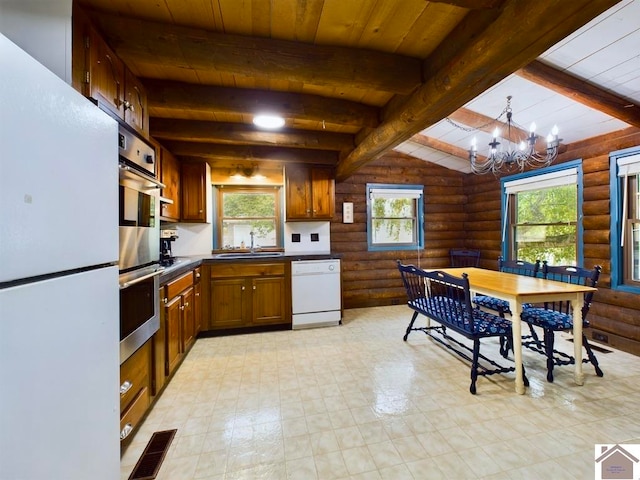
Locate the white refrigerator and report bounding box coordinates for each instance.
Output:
[0,34,120,479]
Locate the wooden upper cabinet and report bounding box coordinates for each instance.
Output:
[123,69,148,136]
[86,26,125,119]
[310,167,335,218]
[285,164,335,220]
[72,6,149,137]
[159,146,181,222]
[181,162,208,223]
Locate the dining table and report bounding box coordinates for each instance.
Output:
[433,267,597,394]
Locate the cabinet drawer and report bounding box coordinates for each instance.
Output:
[120,341,150,413]
[165,271,193,299]
[120,386,150,442]
[211,263,285,278]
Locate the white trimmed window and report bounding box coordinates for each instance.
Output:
[502,164,581,265]
[367,184,424,251]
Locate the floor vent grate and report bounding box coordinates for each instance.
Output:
[128,429,177,480]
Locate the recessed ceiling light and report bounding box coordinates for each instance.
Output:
[253,114,285,129]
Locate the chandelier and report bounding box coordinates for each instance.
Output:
[468,96,560,175]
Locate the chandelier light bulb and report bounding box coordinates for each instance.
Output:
[471,137,477,151]
[492,127,500,139]
[551,124,559,136]
[519,141,526,151]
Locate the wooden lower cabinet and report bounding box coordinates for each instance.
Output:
[194,270,202,334]
[119,341,151,443]
[154,267,201,396]
[182,286,195,352]
[152,285,166,396]
[252,277,286,325]
[165,295,183,376]
[209,262,288,329]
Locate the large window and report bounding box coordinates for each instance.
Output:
[610,149,640,292]
[367,184,424,251]
[215,186,282,249]
[502,162,582,265]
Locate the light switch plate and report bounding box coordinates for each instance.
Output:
[343,202,354,223]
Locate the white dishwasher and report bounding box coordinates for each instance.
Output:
[291,259,342,329]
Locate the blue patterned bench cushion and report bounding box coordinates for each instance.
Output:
[409,296,511,337]
[520,307,573,330]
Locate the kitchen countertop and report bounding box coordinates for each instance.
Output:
[159,252,342,284]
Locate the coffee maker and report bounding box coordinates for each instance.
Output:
[160,228,178,266]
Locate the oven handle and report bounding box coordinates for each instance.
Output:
[119,163,166,189]
[119,269,164,289]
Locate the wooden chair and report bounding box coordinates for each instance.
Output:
[521,263,603,382]
[397,260,517,394]
[449,248,481,267]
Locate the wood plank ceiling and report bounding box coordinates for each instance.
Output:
[77,0,634,180]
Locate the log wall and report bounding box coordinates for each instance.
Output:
[332,152,466,308]
[332,129,640,356]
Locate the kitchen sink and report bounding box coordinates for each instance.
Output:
[214,252,285,259]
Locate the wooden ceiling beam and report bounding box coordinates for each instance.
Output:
[411,133,477,160]
[427,0,503,9]
[517,60,640,129]
[144,79,380,129]
[91,12,422,94]
[163,141,338,165]
[336,0,620,181]
[150,118,354,152]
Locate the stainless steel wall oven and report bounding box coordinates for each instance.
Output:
[118,124,164,364]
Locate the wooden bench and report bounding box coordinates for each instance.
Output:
[397,261,518,394]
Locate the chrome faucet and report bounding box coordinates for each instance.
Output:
[249,231,255,253]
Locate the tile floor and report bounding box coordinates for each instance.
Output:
[121,305,640,479]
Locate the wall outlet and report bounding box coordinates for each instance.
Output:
[292,233,301,242]
[310,233,319,242]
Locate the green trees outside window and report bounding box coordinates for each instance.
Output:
[218,187,281,249]
[513,184,577,265]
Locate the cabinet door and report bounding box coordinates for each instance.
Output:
[310,167,335,219]
[124,69,148,136]
[194,281,202,335]
[252,276,286,325]
[181,162,207,222]
[87,27,124,119]
[285,164,312,220]
[210,278,247,329]
[153,287,167,395]
[165,296,182,376]
[160,147,181,221]
[181,287,195,352]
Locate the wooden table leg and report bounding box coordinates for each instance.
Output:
[572,294,585,386]
[513,298,525,394]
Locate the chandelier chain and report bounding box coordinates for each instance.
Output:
[444,104,510,132]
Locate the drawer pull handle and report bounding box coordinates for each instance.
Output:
[184,302,189,307]
[120,423,133,440]
[120,380,133,396]
[196,272,201,279]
